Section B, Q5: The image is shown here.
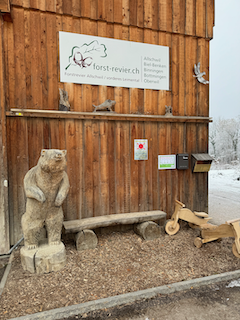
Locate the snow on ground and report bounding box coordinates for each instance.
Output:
[226,279,240,288]
[209,164,240,225]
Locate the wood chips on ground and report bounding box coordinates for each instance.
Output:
[1,222,240,320]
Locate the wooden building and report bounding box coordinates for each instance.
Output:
[0,0,214,253]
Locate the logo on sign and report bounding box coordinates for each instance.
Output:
[65,40,107,70]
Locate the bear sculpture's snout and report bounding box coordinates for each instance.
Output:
[55,153,63,161]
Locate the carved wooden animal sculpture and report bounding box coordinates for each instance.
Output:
[59,88,71,111]
[22,149,70,249]
[193,62,209,85]
[93,99,116,112]
[165,105,173,116]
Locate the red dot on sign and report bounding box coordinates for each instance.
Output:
[139,144,144,149]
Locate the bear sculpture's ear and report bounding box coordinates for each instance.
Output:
[62,150,67,156]
[41,149,46,156]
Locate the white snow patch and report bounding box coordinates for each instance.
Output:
[226,279,240,288]
[209,168,240,193]
[208,166,240,225]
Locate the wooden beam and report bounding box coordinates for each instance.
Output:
[6,109,213,123]
[0,0,10,12]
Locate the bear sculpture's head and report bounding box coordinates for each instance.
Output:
[38,149,67,173]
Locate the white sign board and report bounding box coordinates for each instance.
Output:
[158,155,176,170]
[59,32,169,91]
[134,140,148,160]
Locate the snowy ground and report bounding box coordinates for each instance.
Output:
[209,164,240,225]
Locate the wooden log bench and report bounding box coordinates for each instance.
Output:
[63,211,166,251]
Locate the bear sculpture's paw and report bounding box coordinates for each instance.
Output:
[27,244,38,250]
[26,186,46,203]
[38,194,46,203]
[33,189,46,203]
[55,198,63,207]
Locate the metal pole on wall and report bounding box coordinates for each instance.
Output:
[0,14,10,254]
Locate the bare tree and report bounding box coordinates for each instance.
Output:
[209,116,240,164]
[209,121,218,158]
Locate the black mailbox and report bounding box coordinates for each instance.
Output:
[176,153,189,170]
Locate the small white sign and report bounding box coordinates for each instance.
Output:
[59,32,169,90]
[134,140,148,160]
[158,155,176,170]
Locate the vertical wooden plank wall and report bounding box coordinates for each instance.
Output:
[1,0,214,245]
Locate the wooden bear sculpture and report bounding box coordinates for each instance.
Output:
[21,149,70,249]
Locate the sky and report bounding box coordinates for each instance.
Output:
[209,0,240,120]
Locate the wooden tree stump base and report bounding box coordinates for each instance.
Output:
[75,230,98,251]
[20,240,66,274]
[134,221,161,240]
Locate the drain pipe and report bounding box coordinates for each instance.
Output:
[0,236,24,257]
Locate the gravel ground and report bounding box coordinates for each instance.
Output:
[1,166,240,320]
[1,222,240,320]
